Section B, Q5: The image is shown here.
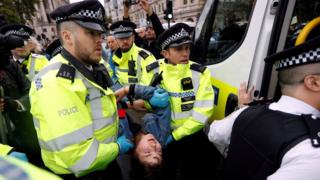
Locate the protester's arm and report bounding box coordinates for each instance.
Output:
[140,0,165,36]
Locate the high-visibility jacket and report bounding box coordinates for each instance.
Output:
[21,53,49,80]
[0,156,61,180]
[112,43,156,86]
[0,144,12,156]
[146,59,214,141]
[29,54,119,177]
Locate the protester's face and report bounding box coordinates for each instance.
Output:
[162,44,191,65]
[72,26,103,65]
[145,27,156,40]
[107,36,118,51]
[135,134,162,167]
[136,28,145,38]
[116,35,134,52]
[11,39,32,58]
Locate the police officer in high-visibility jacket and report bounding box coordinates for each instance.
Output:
[146,23,220,180]
[110,21,157,86]
[29,1,134,179]
[0,24,48,80]
[0,155,61,180]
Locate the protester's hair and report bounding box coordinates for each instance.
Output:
[130,154,165,180]
[278,63,320,93]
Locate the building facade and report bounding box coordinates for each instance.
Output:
[104,0,205,28]
[27,0,68,47]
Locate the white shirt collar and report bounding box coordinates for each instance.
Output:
[12,56,25,64]
[269,95,320,118]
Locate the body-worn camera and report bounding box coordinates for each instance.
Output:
[124,0,139,6]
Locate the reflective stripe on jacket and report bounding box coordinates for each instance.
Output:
[29,54,119,176]
[24,53,49,80]
[151,59,214,141]
[112,43,156,85]
[0,156,61,180]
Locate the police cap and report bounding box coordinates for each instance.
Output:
[265,36,320,71]
[50,0,106,32]
[45,39,62,59]
[110,21,136,39]
[157,23,192,50]
[0,24,33,40]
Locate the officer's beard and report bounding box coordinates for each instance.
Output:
[121,42,133,53]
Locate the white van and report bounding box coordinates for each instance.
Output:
[192,0,320,120]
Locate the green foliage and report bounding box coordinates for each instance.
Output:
[0,0,39,24]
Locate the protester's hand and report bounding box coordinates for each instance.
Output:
[3,97,18,111]
[149,88,169,108]
[9,151,29,162]
[238,82,254,107]
[165,134,174,147]
[117,135,134,155]
[115,86,129,102]
[140,0,153,16]
[123,1,131,18]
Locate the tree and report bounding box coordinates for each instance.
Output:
[0,0,39,24]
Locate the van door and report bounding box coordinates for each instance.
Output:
[261,0,320,99]
[192,0,278,120]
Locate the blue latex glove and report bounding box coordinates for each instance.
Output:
[117,135,134,155]
[149,88,169,108]
[165,134,174,147]
[8,151,29,162]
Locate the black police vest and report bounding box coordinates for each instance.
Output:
[223,104,320,180]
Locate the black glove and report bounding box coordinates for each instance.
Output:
[3,97,18,111]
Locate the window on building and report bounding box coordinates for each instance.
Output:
[183,0,188,5]
[191,0,194,3]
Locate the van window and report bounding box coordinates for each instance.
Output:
[284,0,320,49]
[205,0,254,64]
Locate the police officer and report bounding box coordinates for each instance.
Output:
[147,23,220,180]
[208,36,320,180]
[0,155,61,179]
[29,1,133,179]
[110,20,156,86]
[0,24,48,80]
[0,30,40,166]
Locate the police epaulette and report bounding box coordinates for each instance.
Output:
[138,50,150,59]
[114,49,122,58]
[113,61,119,66]
[146,61,159,72]
[190,63,207,73]
[56,64,75,82]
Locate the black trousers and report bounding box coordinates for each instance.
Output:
[162,130,222,180]
[59,160,123,180]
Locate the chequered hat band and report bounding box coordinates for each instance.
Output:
[161,28,190,50]
[55,8,103,22]
[275,47,320,70]
[52,46,63,56]
[113,26,133,34]
[4,30,30,37]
